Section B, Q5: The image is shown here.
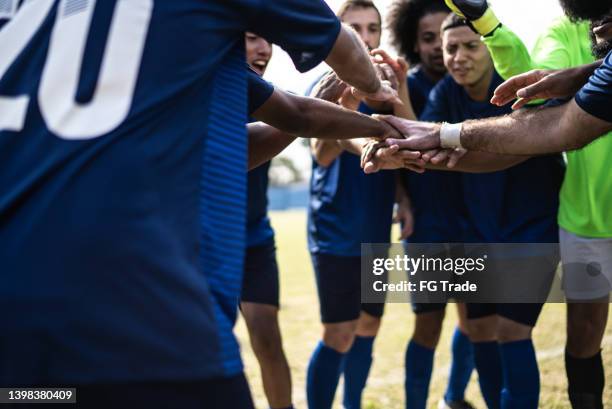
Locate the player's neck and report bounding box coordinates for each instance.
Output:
[464,67,494,102]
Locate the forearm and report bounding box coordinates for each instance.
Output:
[311,139,343,167]
[393,81,416,120]
[325,25,380,94]
[426,151,528,173]
[460,101,611,154]
[254,88,394,142]
[574,60,604,85]
[248,122,297,170]
[395,172,411,203]
[302,97,389,140]
[461,106,570,154]
[338,138,368,156]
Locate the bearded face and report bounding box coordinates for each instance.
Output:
[590,15,612,58]
[560,0,612,21]
[591,32,612,58]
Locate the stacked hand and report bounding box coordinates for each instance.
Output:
[369,49,409,93]
[313,49,408,108]
[360,116,468,174]
[371,49,409,80]
[491,67,587,109]
[312,51,455,174]
[352,79,403,106]
[310,71,351,103]
[360,139,427,173]
[352,49,407,106]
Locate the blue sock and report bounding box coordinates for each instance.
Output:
[404,340,435,409]
[307,341,345,409]
[444,327,475,402]
[473,341,502,409]
[342,336,375,409]
[499,340,540,409]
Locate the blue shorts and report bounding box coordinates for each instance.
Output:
[311,252,385,323]
[241,239,279,307]
[406,243,464,315]
[411,302,447,314]
[466,303,544,327]
[6,374,254,409]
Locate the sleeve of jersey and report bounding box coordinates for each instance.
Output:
[247,69,274,115]
[482,26,534,80]
[575,54,612,123]
[249,0,341,73]
[420,83,449,123]
[530,24,574,70]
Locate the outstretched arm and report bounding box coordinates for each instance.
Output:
[372,99,611,157]
[250,88,426,171]
[460,100,611,154]
[326,25,401,104]
[427,151,528,173]
[491,61,603,109]
[247,122,296,170]
[364,141,528,174]
[252,88,400,141]
[369,57,611,156]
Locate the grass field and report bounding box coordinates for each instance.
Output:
[235,210,612,409]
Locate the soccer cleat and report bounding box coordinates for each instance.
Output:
[438,398,477,409]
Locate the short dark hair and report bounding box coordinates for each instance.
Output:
[337,0,382,26]
[387,0,450,64]
[441,13,468,32]
[559,0,612,22]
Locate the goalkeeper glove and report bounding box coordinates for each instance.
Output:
[444,0,501,37]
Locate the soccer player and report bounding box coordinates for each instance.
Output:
[305,2,410,408]
[387,2,476,408]
[389,14,564,409]
[0,1,404,407]
[243,33,294,409]
[246,33,413,409]
[439,2,612,407]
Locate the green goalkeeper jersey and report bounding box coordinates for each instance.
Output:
[483,17,612,238]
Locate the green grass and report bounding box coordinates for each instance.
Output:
[235,210,612,409]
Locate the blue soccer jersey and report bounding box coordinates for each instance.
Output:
[575,51,612,123]
[401,67,467,243]
[247,67,274,114]
[407,66,437,116]
[423,72,564,243]
[247,160,275,248]
[246,69,274,247]
[246,70,274,247]
[0,0,339,385]
[308,103,396,257]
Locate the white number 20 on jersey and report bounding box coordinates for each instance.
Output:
[0,0,153,139]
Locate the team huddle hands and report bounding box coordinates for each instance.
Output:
[357,51,600,174]
[360,117,467,175]
[313,48,468,175]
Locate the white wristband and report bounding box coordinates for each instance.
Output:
[440,122,463,149]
